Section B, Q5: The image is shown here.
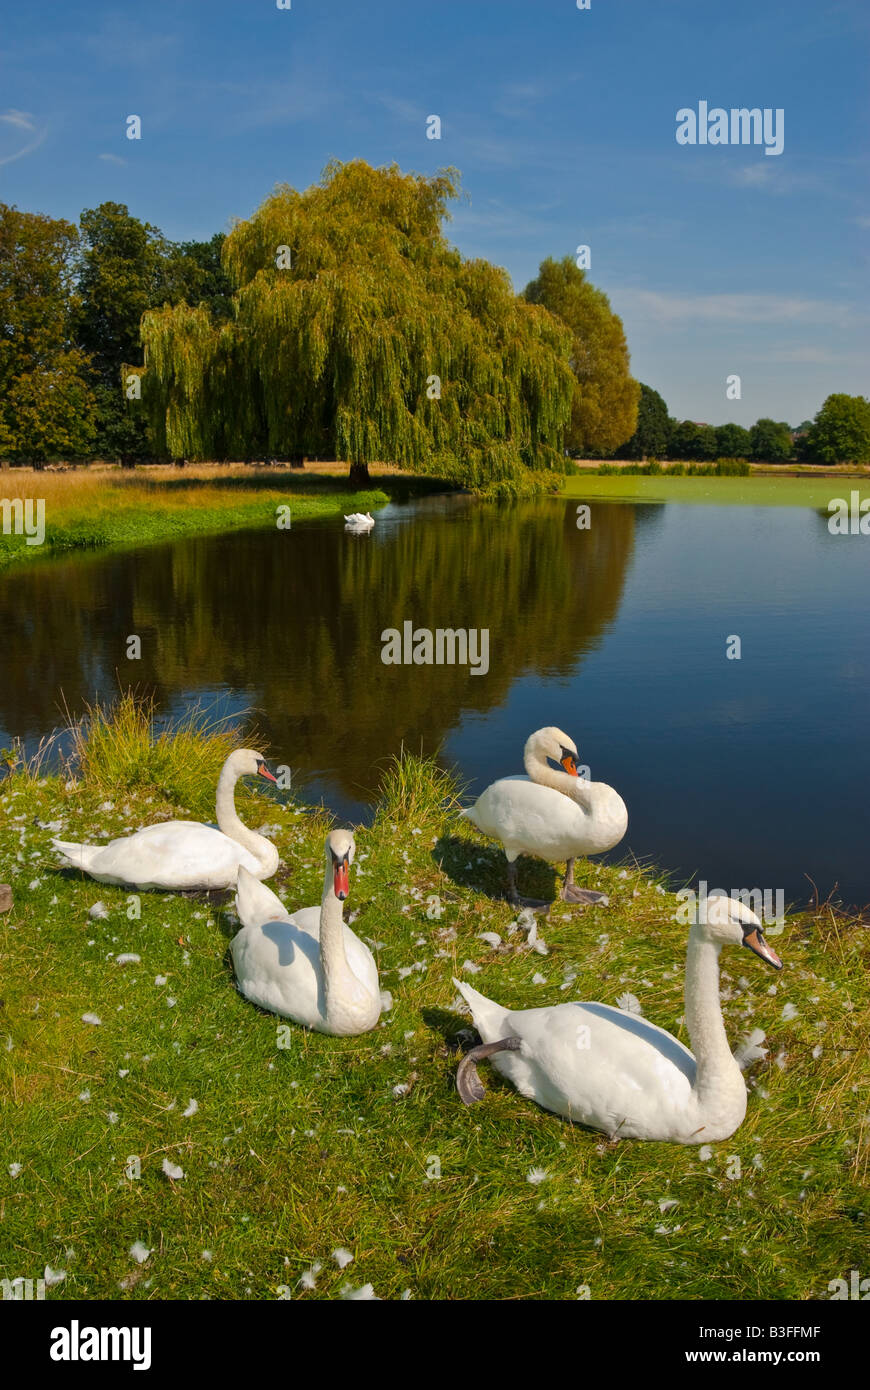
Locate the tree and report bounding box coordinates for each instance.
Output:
[669,420,718,461]
[139,161,576,490]
[803,394,870,464]
[0,203,95,463]
[621,383,670,459]
[75,202,178,463]
[5,351,96,463]
[164,234,234,322]
[523,257,639,457]
[749,417,793,462]
[714,423,751,458]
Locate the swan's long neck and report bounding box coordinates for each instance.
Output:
[318,864,362,1018]
[215,761,277,874]
[684,929,744,1110]
[524,740,582,799]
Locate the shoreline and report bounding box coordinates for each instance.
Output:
[0,465,438,574]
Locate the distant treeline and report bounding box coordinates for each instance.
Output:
[610,384,870,467]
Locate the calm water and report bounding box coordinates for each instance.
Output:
[2,494,868,908]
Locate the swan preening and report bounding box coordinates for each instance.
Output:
[454,893,783,1144]
[231,830,381,1036]
[52,749,280,891]
[461,727,627,908]
[344,511,375,529]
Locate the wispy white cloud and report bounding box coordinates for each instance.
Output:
[0,109,35,131]
[99,153,127,166]
[84,18,179,69]
[377,94,423,124]
[615,288,853,328]
[0,110,47,166]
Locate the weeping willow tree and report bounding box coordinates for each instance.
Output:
[137,160,576,490]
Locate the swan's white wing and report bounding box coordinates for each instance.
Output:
[231,918,325,1027]
[231,900,378,1030]
[492,1000,697,1141]
[83,821,257,890]
[470,778,586,860]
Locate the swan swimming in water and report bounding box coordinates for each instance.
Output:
[230,830,381,1036]
[344,511,375,529]
[454,893,783,1144]
[51,748,280,891]
[460,727,627,908]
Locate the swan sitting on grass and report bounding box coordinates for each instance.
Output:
[453,893,783,1144]
[51,749,280,891]
[230,830,381,1036]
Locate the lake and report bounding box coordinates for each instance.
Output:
[2,492,868,908]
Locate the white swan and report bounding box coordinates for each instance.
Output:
[453,893,783,1144]
[51,749,280,891]
[344,511,374,528]
[460,727,627,907]
[230,829,380,1035]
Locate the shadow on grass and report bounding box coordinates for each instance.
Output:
[432,833,559,903]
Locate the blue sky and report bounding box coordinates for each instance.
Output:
[1,0,868,426]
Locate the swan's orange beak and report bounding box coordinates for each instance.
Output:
[560,753,579,777]
[257,760,278,784]
[743,927,782,970]
[333,858,350,901]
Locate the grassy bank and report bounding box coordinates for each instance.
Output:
[562,472,857,508]
[1,701,867,1300]
[0,466,397,573]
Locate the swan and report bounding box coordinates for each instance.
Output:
[230,829,380,1035]
[453,893,783,1144]
[51,749,280,891]
[344,511,375,528]
[460,727,627,907]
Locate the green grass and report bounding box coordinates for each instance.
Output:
[0,467,394,573]
[562,473,863,509]
[1,712,867,1301]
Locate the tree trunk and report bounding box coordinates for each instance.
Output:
[348,460,370,487]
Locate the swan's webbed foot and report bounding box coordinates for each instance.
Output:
[562,858,609,907]
[561,884,610,906]
[456,1037,522,1106]
[506,862,550,914]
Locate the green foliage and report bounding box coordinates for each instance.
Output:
[0,203,95,463]
[375,748,463,823]
[669,420,718,461]
[749,417,793,463]
[75,208,235,461]
[712,456,751,476]
[523,256,639,457]
[67,691,247,817]
[714,422,751,458]
[596,458,750,477]
[804,393,870,464]
[3,350,96,462]
[620,382,670,459]
[140,161,576,490]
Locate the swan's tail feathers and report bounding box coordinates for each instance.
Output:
[51,839,97,872]
[453,976,485,1011]
[452,977,510,1041]
[235,864,289,928]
